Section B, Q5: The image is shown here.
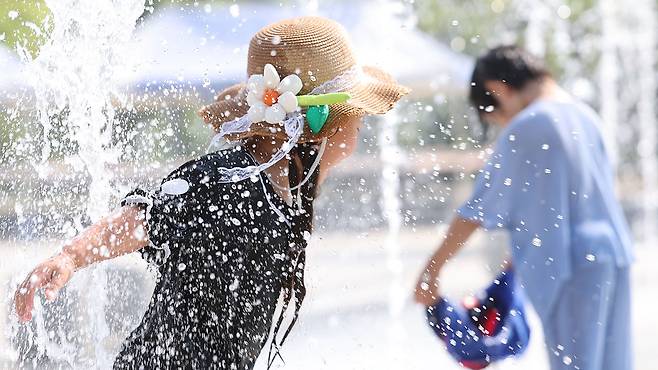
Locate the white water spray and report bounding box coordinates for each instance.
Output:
[635,0,658,245]
[17,0,145,367]
[378,108,405,360]
[521,0,550,57]
[598,0,620,168]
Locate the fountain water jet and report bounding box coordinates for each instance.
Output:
[598,0,620,168]
[635,0,657,245]
[13,0,145,367]
[378,107,405,361]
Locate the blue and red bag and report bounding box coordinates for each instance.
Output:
[426,269,530,369]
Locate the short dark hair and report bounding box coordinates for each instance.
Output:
[469,45,551,113]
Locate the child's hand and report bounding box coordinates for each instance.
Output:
[414,269,440,307]
[14,253,77,322]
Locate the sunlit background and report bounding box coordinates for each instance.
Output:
[0,0,656,369]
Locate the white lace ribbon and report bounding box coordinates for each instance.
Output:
[206,112,304,183]
[309,66,363,95]
[206,65,362,183]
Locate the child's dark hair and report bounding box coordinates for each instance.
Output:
[469,45,551,113]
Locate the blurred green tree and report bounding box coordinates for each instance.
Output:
[0,0,50,58]
[414,0,599,79]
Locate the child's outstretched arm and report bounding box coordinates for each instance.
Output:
[14,205,149,322]
[414,216,480,306]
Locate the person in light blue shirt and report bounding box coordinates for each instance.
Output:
[414,46,634,370]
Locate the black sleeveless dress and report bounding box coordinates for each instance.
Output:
[113,145,309,369]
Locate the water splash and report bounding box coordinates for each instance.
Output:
[14,0,145,367]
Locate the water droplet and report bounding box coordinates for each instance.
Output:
[562,355,572,365]
[557,5,571,19]
[585,254,596,262]
[532,237,542,247]
[177,263,186,271]
[228,4,240,17]
[491,0,505,13]
[133,226,146,240]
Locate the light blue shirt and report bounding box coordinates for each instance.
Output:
[458,99,634,317]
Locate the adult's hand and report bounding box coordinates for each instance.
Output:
[413,217,480,307]
[14,253,76,322]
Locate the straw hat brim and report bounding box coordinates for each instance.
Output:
[198,65,410,143]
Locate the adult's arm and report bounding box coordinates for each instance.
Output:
[14,205,149,322]
[414,216,480,306]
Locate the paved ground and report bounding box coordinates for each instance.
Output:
[259,228,656,370]
[0,227,655,369]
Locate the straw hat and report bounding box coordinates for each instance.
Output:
[198,16,409,143]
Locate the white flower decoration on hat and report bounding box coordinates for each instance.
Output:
[246,64,303,124]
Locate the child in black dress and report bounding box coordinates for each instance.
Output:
[14,17,408,369]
